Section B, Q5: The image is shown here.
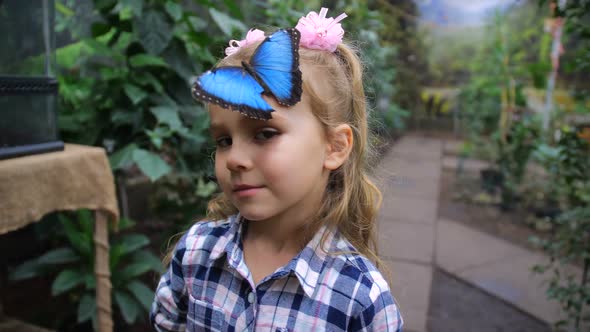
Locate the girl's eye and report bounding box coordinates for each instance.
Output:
[215,136,232,148]
[255,129,279,141]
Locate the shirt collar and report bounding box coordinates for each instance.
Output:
[286,224,336,298]
[207,214,243,264]
[208,215,347,298]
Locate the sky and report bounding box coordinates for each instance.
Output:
[416,0,519,27]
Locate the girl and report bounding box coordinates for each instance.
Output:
[151,8,403,331]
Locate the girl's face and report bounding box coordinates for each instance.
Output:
[209,93,331,224]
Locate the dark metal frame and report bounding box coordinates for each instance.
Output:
[0,75,64,160]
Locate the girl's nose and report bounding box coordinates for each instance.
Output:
[225,143,253,172]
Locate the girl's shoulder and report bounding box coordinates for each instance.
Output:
[320,233,393,306]
[173,215,238,256]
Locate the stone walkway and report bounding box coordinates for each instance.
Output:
[374,135,441,332]
[373,134,577,332]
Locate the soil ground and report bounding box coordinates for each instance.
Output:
[438,168,550,252]
[427,268,551,332]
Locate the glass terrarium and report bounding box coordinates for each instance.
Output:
[0,0,64,160]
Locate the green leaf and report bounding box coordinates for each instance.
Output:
[77,209,94,234]
[150,106,183,131]
[37,247,80,265]
[145,127,172,149]
[52,269,86,295]
[77,293,96,323]
[127,281,154,311]
[116,234,150,255]
[111,110,140,126]
[196,177,217,198]
[84,273,96,290]
[114,291,140,324]
[188,16,207,32]
[123,84,148,105]
[56,2,75,16]
[134,11,173,55]
[112,0,143,17]
[133,72,164,94]
[130,250,164,274]
[110,143,139,170]
[59,214,93,259]
[117,262,153,282]
[117,217,136,231]
[9,259,45,281]
[91,23,111,38]
[208,8,246,37]
[132,149,172,182]
[165,1,183,21]
[129,54,168,68]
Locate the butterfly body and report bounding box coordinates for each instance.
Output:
[191,28,302,120]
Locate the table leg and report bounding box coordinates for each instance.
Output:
[94,210,113,332]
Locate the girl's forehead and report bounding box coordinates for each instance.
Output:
[208,91,315,129]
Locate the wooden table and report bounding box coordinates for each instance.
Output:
[0,144,119,332]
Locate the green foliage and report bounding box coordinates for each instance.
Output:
[530,206,590,331]
[8,211,163,330]
[494,115,542,209]
[531,126,590,331]
[56,0,224,185]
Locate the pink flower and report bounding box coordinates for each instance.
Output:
[295,8,347,52]
[225,29,266,57]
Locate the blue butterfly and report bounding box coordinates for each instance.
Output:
[191,28,303,120]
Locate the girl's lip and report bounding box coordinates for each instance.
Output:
[232,185,263,198]
[232,184,263,191]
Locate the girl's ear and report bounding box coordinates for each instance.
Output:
[324,124,353,170]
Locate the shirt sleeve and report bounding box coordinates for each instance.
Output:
[150,233,189,332]
[349,286,404,331]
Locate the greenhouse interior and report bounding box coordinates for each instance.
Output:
[0,0,588,331]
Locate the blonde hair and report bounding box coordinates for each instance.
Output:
[201,40,385,269]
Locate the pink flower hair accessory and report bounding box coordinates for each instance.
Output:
[224,28,265,57]
[295,7,347,52]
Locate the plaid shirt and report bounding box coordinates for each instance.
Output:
[151,214,403,331]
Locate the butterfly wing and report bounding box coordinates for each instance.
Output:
[191,66,274,120]
[250,28,302,106]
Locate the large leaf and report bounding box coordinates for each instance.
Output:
[116,234,150,255]
[117,262,153,282]
[208,8,246,37]
[115,291,140,324]
[8,259,45,281]
[132,72,164,94]
[129,54,168,68]
[134,11,172,55]
[59,214,93,260]
[123,84,148,105]
[77,209,95,235]
[37,247,80,265]
[150,106,183,131]
[110,143,139,170]
[130,250,164,274]
[127,280,154,311]
[165,1,183,21]
[52,269,86,295]
[77,293,96,323]
[112,0,144,17]
[132,149,172,182]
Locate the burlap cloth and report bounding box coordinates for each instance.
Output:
[0,143,119,332]
[0,144,119,232]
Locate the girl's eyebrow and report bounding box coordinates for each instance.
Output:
[209,122,225,133]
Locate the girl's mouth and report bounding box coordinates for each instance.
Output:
[232,184,264,197]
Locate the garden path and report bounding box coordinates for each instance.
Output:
[374,134,571,332]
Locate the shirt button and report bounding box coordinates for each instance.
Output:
[247,292,255,304]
